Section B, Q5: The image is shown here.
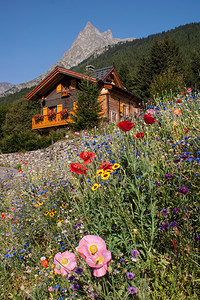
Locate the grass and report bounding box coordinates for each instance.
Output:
[0,90,200,299]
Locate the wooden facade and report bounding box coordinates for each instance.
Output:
[26,66,142,131]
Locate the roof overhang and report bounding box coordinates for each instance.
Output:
[26,66,97,101]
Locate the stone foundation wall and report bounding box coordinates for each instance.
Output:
[0,138,86,169]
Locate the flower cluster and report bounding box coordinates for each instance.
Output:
[59,109,69,119]
[47,111,57,120]
[54,235,112,278]
[33,114,44,122]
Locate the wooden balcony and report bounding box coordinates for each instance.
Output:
[32,112,74,130]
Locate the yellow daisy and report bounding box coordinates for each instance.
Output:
[101,173,110,180]
[92,183,99,191]
[49,212,55,217]
[96,170,104,176]
[44,211,49,216]
[112,163,120,170]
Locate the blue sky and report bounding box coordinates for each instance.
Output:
[0,0,200,85]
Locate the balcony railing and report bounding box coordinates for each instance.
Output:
[32,111,74,130]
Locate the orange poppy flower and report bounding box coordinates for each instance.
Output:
[173,108,181,115]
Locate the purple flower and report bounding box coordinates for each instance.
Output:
[120,258,126,262]
[126,272,135,280]
[170,221,177,227]
[68,275,75,282]
[173,159,180,163]
[75,267,83,275]
[161,209,169,215]
[196,236,200,241]
[178,186,189,194]
[184,205,189,211]
[164,173,173,179]
[161,222,169,229]
[131,249,140,261]
[155,181,161,186]
[128,286,137,295]
[180,154,188,159]
[173,207,179,213]
[71,283,79,291]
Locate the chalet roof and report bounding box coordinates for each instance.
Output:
[26,65,133,101]
[26,66,97,101]
[93,66,114,80]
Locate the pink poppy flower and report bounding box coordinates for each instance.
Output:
[54,251,77,276]
[85,249,112,277]
[77,235,107,259]
[187,88,192,93]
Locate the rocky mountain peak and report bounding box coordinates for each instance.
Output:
[0,22,135,96]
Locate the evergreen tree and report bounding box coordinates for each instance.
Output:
[132,37,184,101]
[189,50,200,90]
[2,97,40,135]
[118,63,133,91]
[0,106,9,139]
[70,80,103,131]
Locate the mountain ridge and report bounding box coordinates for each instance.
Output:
[0,22,135,97]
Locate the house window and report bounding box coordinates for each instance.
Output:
[49,106,57,113]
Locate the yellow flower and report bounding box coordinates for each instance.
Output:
[49,212,55,217]
[51,209,56,213]
[104,169,113,174]
[58,218,63,222]
[62,203,67,207]
[36,202,43,206]
[96,170,104,176]
[112,163,120,170]
[44,211,49,216]
[101,173,110,180]
[92,183,99,191]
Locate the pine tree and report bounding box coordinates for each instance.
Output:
[118,63,133,91]
[70,80,103,131]
[190,50,200,90]
[132,37,184,101]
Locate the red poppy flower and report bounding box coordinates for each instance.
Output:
[1,214,5,219]
[41,257,49,268]
[79,151,95,165]
[135,132,145,139]
[176,99,182,104]
[143,114,156,125]
[117,121,135,132]
[70,163,88,175]
[99,162,113,171]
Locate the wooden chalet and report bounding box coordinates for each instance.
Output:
[26,66,142,132]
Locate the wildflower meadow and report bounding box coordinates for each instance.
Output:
[0,90,200,299]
